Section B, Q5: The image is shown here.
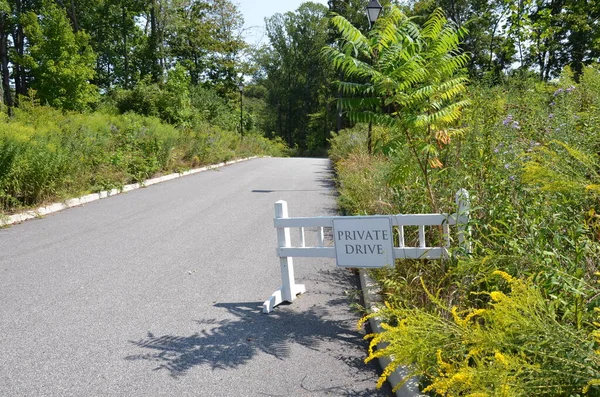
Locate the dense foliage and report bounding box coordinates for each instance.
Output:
[0,103,286,213]
[324,7,470,211]
[257,2,332,152]
[329,6,600,393]
[402,0,600,82]
[0,0,247,103]
[2,1,598,149]
[0,0,285,216]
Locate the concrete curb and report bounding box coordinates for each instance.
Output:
[359,270,424,397]
[1,156,261,227]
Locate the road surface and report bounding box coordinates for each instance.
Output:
[0,157,391,396]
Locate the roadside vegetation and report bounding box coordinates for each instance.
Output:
[0,102,286,213]
[3,0,600,394]
[328,4,600,397]
[0,0,287,215]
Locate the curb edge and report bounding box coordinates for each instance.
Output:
[358,270,424,397]
[1,156,262,227]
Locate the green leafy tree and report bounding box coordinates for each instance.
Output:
[203,0,246,92]
[261,2,332,150]
[78,0,147,89]
[167,0,214,85]
[405,0,516,81]
[327,0,371,31]
[324,6,470,211]
[8,0,43,98]
[564,0,600,78]
[18,1,98,110]
[406,0,600,81]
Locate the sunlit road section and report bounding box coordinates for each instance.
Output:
[0,157,391,397]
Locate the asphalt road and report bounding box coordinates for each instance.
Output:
[0,157,391,397]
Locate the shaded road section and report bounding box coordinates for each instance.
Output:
[0,158,390,396]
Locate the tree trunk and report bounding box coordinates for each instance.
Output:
[149,0,160,82]
[286,70,293,146]
[69,0,78,31]
[0,13,12,109]
[277,101,282,141]
[122,3,129,88]
[55,0,79,31]
[336,72,342,132]
[14,0,27,98]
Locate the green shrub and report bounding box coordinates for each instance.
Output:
[331,66,600,394]
[328,123,391,165]
[328,124,368,165]
[363,272,600,396]
[189,85,238,132]
[335,152,394,215]
[0,104,287,213]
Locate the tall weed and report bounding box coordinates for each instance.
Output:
[330,66,600,393]
[362,272,600,396]
[0,105,285,213]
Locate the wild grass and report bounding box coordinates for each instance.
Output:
[331,65,600,396]
[0,104,286,213]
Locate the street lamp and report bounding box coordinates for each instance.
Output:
[238,82,244,136]
[366,0,382,154]
[366,0,383,28]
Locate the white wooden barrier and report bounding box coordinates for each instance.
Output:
[263,189,471,313]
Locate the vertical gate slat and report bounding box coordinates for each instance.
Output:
[419,225,426,248]
[398,226,405,247]
[443,224,450,248]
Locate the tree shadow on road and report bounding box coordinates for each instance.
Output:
[125,269,392,396]
[126,301,361,375]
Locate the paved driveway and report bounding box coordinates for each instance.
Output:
[0,157,391,396]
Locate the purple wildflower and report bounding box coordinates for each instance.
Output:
[503,115,514,126]
[503,116,520,129]
[509,175,516,181]
[548,113,555,119]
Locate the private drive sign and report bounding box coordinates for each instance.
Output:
[263,190,471,313]
[333,217,394,268]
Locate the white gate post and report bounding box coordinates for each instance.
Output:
[276,200,296,302]
[455,189,472,254]
[262,200,306,313]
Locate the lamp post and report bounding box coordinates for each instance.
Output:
[365,0,382,153]
[366,0,383,28]
[238,82,244,136]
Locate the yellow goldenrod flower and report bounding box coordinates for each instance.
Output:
[495,351,508,367]
[493,270,515,283]
[490,291,506,302]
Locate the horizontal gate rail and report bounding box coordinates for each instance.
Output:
[274,213,461,228]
